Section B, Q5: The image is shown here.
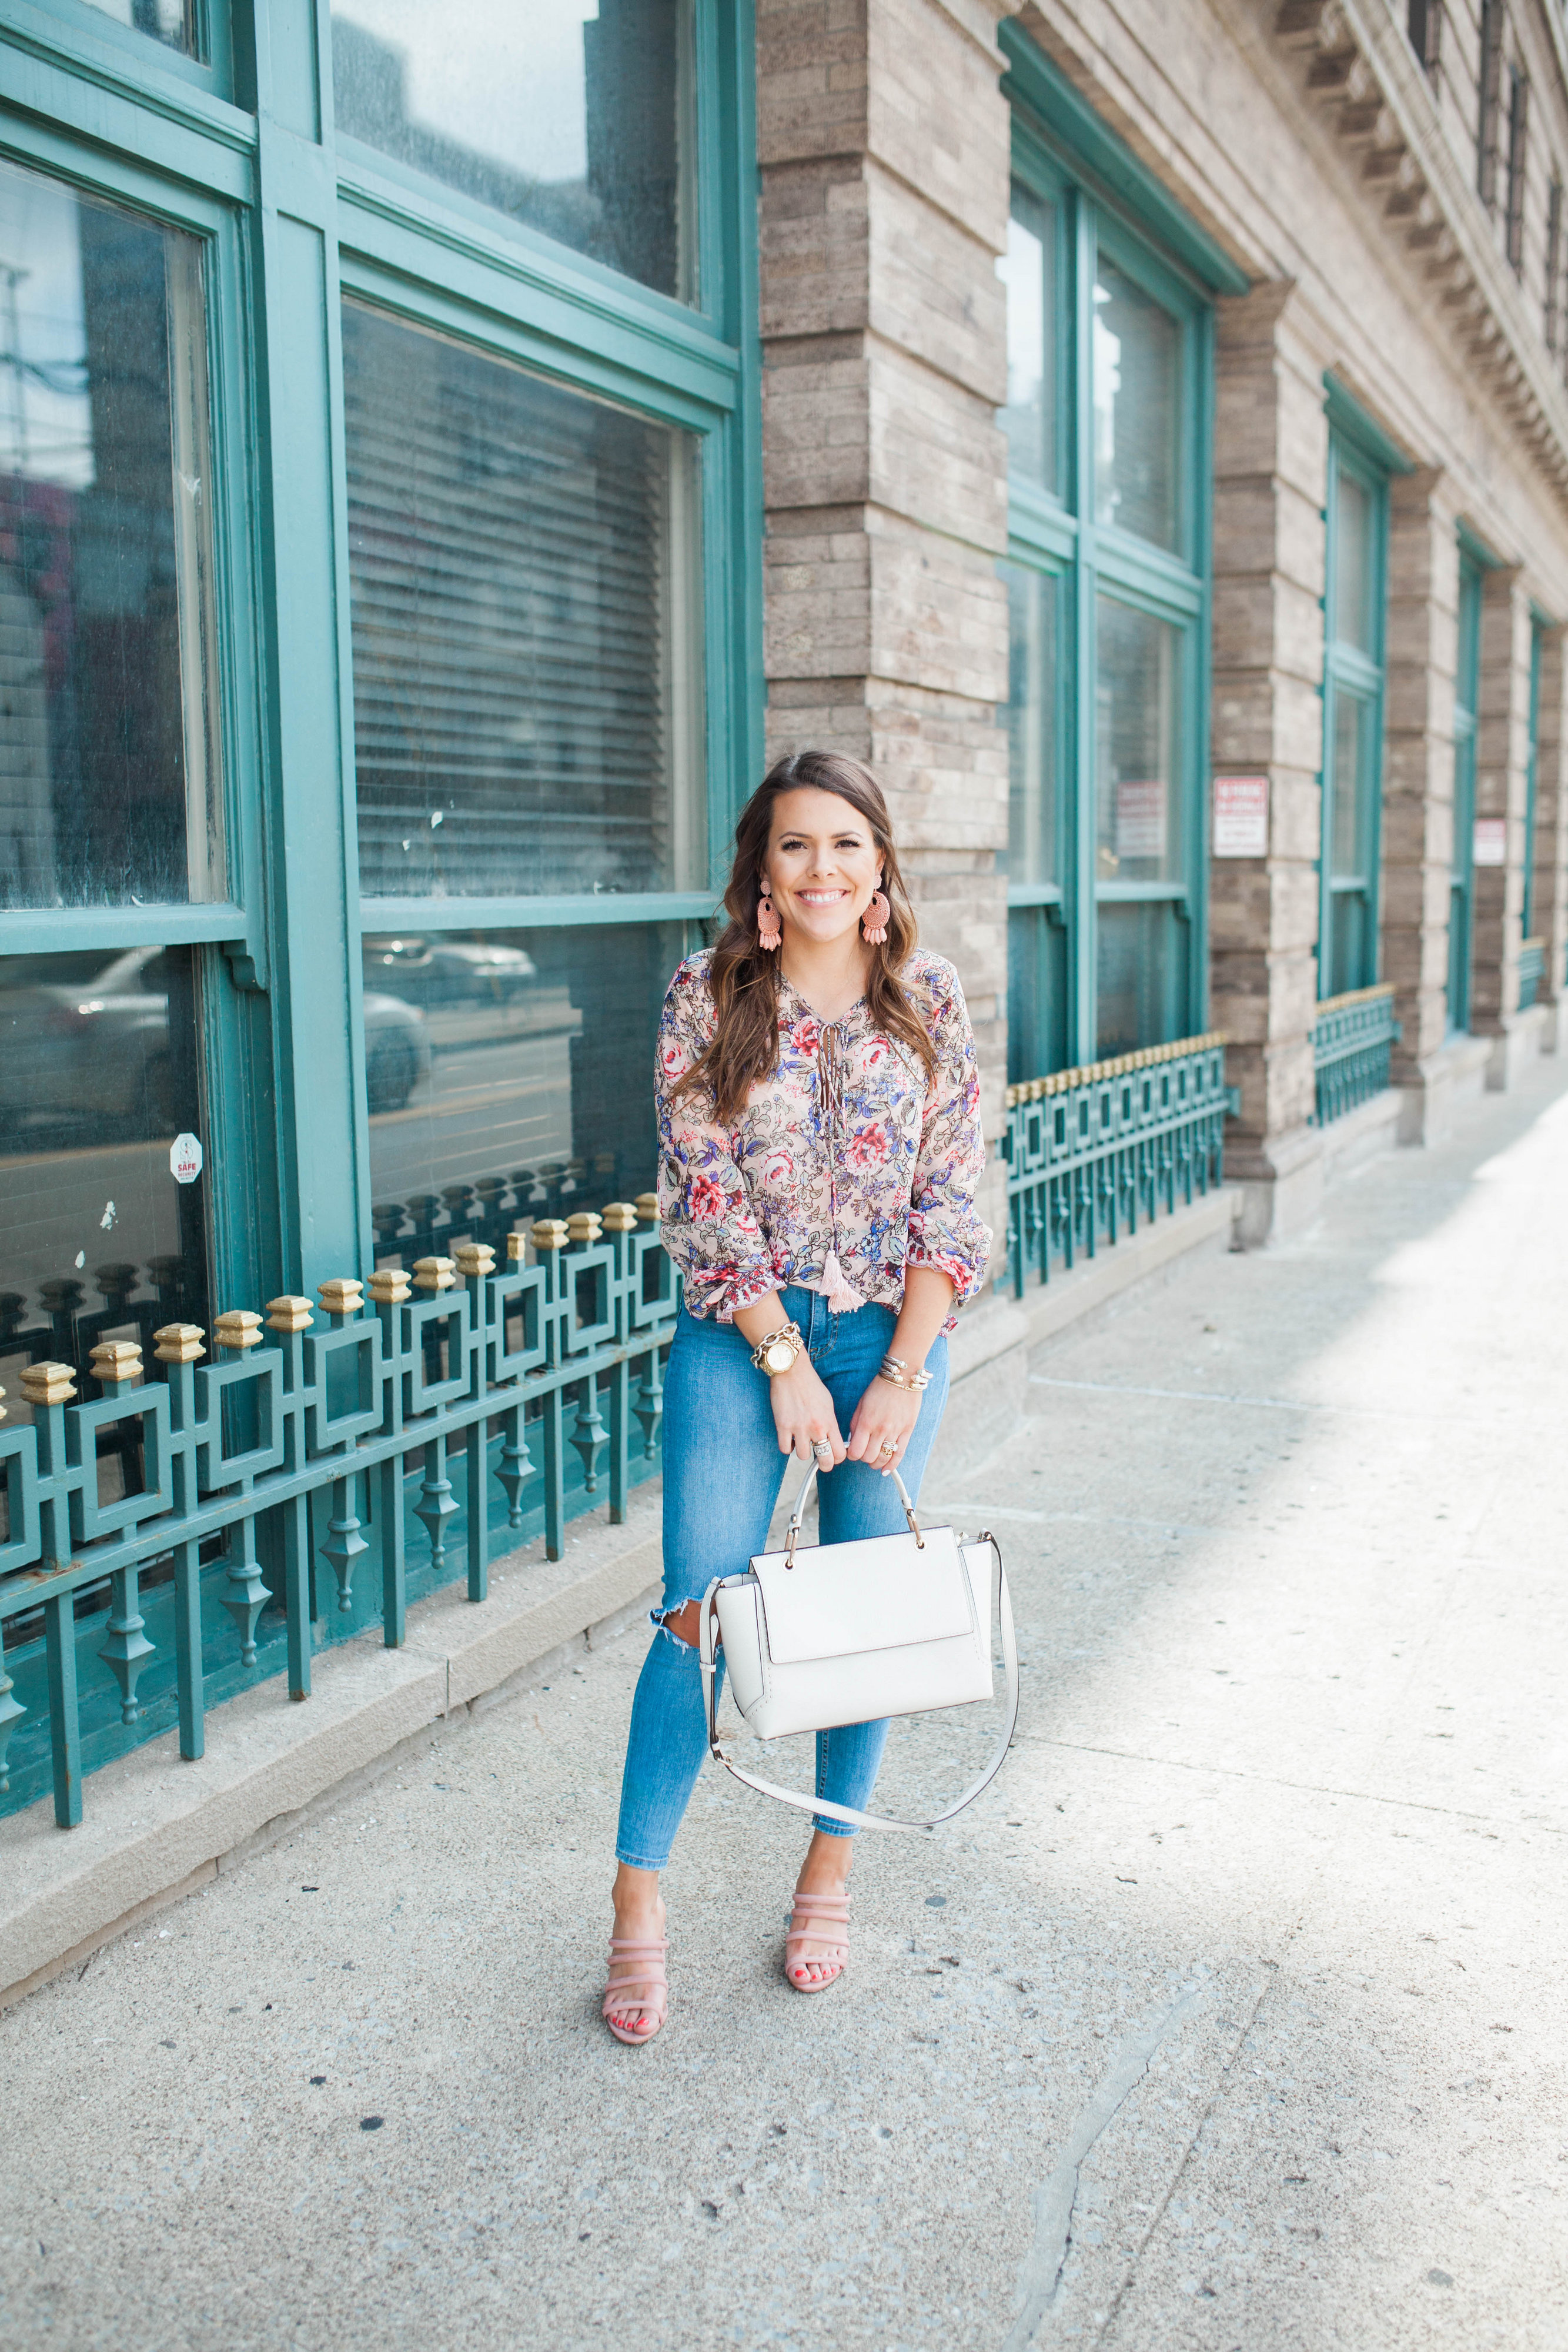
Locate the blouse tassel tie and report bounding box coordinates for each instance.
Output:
[816,1025,867,1313]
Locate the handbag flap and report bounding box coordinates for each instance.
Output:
[748,1524,974,1665]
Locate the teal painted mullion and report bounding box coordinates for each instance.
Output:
[713,0,765,807]
[358,892,721,933]
[1071,192,1098,1068]
[1188,301,1215,1031]
[239,6,363,1302]
[0,903,249,954]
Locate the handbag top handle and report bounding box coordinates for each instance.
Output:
[781,1455,925,1567]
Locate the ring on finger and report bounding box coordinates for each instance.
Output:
[877,1438,898,1458]
[812,1437,833,1461]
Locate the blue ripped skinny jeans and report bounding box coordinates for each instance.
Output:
[614,1284,950,1870]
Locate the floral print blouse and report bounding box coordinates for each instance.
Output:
[655,948,991,1328]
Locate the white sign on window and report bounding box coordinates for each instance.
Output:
[1116,778,1166,860]
[170,1132,203,1185]
[1473,818,1507,867]
[1213,774,1269,857]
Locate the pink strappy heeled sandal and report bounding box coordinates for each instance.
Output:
[603,1935,669,2046]
[784,1888,850,1993]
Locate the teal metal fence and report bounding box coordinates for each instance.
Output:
[0,1208,676,1829]
[1518,937,1546,1012]
[1313,984,1399,1125]
[1000,1035,1231,1298]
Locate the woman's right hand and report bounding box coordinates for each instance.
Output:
[767,1354,846,1465]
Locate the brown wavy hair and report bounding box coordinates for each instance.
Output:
[674,749,937,1124]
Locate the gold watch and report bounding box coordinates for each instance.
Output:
[750,1319,804,1377]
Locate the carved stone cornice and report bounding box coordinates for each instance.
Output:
[1273,0,1568,506]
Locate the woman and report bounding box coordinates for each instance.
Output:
[604,749,991,2044]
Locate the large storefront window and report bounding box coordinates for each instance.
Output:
[0,0,759,1805]
[0,146,225,1395]
[997,106,1212,1079]
[0,156,223,911]
[1320,428,1388,1000]
[1449,551,1482,1032]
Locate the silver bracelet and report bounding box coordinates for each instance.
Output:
[878,1352,932,1393]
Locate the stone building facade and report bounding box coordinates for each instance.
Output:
[757,0,1568,1251]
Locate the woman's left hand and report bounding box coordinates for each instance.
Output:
[845,1374,924,1474]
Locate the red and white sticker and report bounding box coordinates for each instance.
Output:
[170,1132,204,1185]
[1473,818,1507,867]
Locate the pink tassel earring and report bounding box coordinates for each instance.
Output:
[757,891,782,951]
[862,886,891,946]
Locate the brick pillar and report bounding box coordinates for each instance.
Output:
[1382,467,1461,1134]
[1532,626,1568,1050]
[1472,567,1533,1083]
[1209,283,1329,1245]
[757,0,1013,1259]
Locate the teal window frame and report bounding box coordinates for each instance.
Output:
[1449,544,1484,1035]
[0,0,764,1316]
[1318,385,1403,1002]
[1522,612,1543,943]
[999,26,1238,1080]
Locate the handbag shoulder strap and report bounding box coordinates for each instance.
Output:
[698,1532,1018,1835]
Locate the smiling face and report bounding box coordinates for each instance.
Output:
[761,788,883,949]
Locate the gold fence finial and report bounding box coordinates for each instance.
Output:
[531,1220,570,1252]
[214,1311,263,1352]
[317,1279,365,1316]
[89,1339,143,1385]
[634,1193,659,1224]
[601,1201,639,1232]
[266,1295,313,1333]
[21,1360,76,1405]
[452,1242,496,1279]
[367,1268,412,1305]
[153,1325,205,1365]
[413,1256,457,1292]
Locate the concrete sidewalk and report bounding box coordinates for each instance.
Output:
[3,1062,1566,2352]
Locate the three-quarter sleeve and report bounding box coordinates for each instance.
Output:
[654,960,779,1322]
[905,964,992,1306]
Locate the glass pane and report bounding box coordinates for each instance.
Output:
[1003,563,1058,886]
[0,944,208,1401]
[997,185,1057,493]
[1329,689,1366,881]
[75,0,199,55]
[1332,466,1375,654]
[1328,888,1369,1000]
[1447,876,1470,1034]
[0,157,223,909]
[1095,899,1188,1059]
[1095,597,1183,884]
[343,303,706,900]
[1092,255,1179,549]
[362,921,690,1261]
[1006,904,1066,1086]
[331,0,695,301]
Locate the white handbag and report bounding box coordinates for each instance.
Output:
[698,1460,1018,1834]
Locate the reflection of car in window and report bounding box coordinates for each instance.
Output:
[362,936,538,1008]
[362,990,430,1114]
[0,945,186,1141]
